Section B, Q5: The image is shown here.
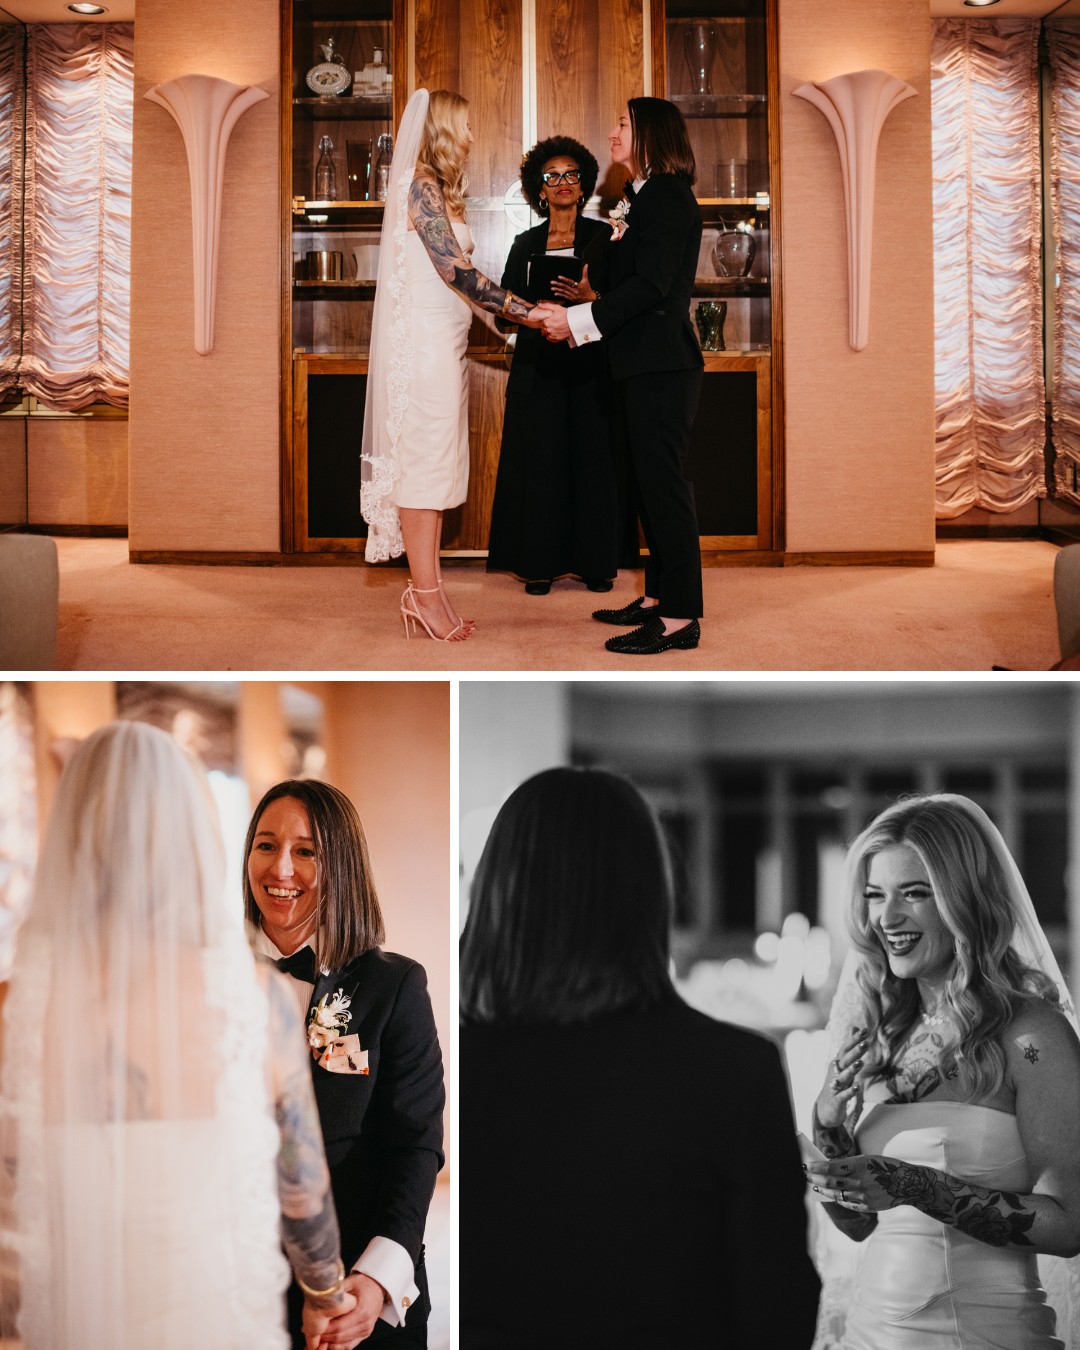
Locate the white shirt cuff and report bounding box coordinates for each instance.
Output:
[352,1236,419,1327]
[566,301,601,348]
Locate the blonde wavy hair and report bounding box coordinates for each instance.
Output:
[845,795,1063,1103]
[416,89,470,220]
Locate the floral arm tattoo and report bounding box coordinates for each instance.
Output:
[868,1158,1038,1248]
[408,176,534,323]
[269,977,345,1303]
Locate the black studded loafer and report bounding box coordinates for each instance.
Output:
[605,615,701,655]
[592,595,652,626]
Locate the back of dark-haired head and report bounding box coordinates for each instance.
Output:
[243,778,385,970]
[460,767,676,1024]
[519,135,600,211]
[628,97,696,185]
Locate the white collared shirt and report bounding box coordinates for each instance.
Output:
[255,927,418,1326]
[566,174,647,349]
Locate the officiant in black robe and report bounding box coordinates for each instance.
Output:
[244,779,445,1349]
[486,135,638,594]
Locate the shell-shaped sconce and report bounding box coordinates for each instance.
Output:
[145,74,269,355]
[792,69,917,352]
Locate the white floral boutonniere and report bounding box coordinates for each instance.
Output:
[608,197,631,241]
[308,987,352,1053]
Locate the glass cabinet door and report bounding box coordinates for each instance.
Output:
[652,0,779,551]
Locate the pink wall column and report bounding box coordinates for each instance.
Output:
[778,0,936,555]
[318,682,453,1167]
[129,0,281,552]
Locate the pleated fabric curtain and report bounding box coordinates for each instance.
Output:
[20,23,133,410]
[0,25,24,401]
[931,20,1046,517]
[1047,20,1080,507]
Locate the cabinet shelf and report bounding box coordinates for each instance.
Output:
[293,199,385,228]
[293,95,392,119]
[693,277,769,297]
[671,93,766,118]
[294,279,377,296]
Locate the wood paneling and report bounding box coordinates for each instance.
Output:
[27,418,128,529]
[536,0,644,199]
[0,419,26,527]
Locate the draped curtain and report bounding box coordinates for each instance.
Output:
[20,23,132,410]
[931,20,1046,517]
[0,25,23,400]
[1047,20,1080,507]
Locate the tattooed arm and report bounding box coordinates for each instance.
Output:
[810,1027,877,1241]
[808,1003,1080,1256]
[408,173,541,325]
[265,970,352,1313]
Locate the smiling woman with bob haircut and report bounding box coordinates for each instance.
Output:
[243,778,445,1350]
[459,766,819,1350]
[805,793,1080,1349]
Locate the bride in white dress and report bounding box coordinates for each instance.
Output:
[805,795,1080,1350]
[0,722,355,1349]
[362,89,543,641]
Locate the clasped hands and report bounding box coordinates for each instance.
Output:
[518,263,595,342]
[803,1152,909,1214]
[303,1271,387,1350]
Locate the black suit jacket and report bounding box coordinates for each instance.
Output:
[307,948,445,1269]
[460,999,819,1350]
[592,174,704,382]
[500,213,612,396]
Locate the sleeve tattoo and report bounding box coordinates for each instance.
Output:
[812,1107,877,1241]
[867,1157,1038,1247]
[269,977,344,1299]
[409,177,534,323]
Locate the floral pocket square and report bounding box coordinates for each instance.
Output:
[317,1032,369,1074]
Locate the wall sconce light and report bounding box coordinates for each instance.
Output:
[792,69,917,352]
[68,4,108,12]
[144,74,269,355]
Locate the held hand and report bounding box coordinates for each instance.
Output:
[303,1291,357,1350]
[814,1027,868,1130]
[518,305,546,329]
[550,263,597,303]
[804,1153,912,1214]
[313,1272,387,1349]
[538,303,572,343]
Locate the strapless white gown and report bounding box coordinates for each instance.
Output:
[843,1098,1062,1349]
[391,222,473,510]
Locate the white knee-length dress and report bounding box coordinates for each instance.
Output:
[390,222,473,510]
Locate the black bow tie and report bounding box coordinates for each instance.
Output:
[276,946,317,983]
[624,179,637,199]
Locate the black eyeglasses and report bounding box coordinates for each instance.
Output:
[542,169,582,185]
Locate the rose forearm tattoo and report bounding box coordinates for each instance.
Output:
[868,1158,1038,1248]
[409,177,533,323]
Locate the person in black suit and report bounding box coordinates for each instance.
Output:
[459,767,820,1350]
[487,135,636,595]
[539,97,705,656]
[243,780,445,1350]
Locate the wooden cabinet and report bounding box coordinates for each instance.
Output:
[652,0,781,554]
[281,0,782,557]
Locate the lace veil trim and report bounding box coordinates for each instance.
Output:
[360,89,429,563]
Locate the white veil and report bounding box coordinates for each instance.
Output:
[0,722,289,1350]
[360,88,430,563]
[814,793,1080,1350]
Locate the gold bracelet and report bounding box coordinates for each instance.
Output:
[297,1258,346,1299]
[501,289,517,315]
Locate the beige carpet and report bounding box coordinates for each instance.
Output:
[51,537,1061,672]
